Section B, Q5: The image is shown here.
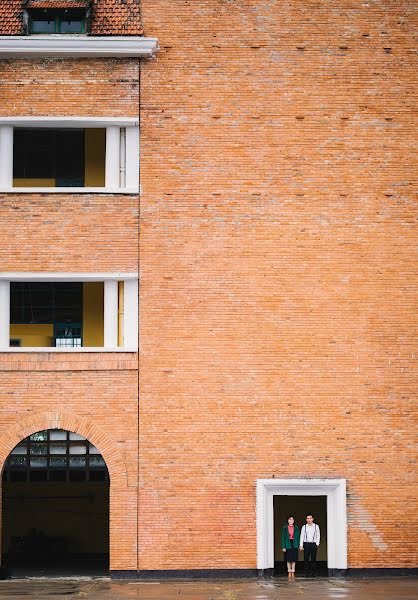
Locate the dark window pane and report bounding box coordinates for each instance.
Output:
[13,130,55,179]
[10,282,53,324]
[31,19,56,34]
[10,457,27,468]
[10,282,82,325]
[13,129,85,187]
[56,130,85,187]
[54,283,83,322]
[60,19,84,33]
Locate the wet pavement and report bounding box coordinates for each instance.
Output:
[0,577,416,600]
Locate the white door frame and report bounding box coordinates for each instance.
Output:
[256,478,347,571]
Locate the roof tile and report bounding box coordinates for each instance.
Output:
[90,0,143,36]
[27,1,89,8]
[0,1,22,36]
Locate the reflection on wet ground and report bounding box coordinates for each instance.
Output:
[0,577,416,600]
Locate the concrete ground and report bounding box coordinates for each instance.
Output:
[0,577,416,600]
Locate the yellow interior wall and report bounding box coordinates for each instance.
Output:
[10,324,54,347]
[274,495,327,562]
[118,281,124,347]
[85,129,106,187]
[83,282,104,347]
[13,179,55,188]
[2,482,109,555]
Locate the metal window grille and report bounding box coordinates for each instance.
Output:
[3,429,109,484]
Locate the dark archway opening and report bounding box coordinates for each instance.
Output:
[2,429,109,576]
[274,495,327,576]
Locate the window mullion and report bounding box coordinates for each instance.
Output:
[0,125,13,188]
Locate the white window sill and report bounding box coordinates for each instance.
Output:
[0,347,138,353]
[0,187,138,194]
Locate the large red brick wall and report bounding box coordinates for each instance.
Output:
[0,56,141,571]
[138,0,417,570]
[0,0,416,574]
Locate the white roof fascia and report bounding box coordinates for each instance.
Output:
[0,36,159,58]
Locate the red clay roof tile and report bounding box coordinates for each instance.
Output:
[0,0,22,36]
[27,1,89,8]
[90,0,143,36]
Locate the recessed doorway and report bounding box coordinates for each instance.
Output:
[2,428,109,577]
[273,495,327,575]
[256,478,347,576]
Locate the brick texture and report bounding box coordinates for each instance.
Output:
[137,0,417,570]
[0,0,416,574]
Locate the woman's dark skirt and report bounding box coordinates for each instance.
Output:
[284,546,298,562]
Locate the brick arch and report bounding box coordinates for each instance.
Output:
[0,410,128,487]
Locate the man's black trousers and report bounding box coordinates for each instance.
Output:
[303,542,317,574]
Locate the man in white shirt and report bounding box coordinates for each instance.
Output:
[299,514,320,576]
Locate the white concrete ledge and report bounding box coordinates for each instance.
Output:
[0,273,138,282]
[0,187,138,194]
[0,347,137,353]
[0,36,159,58]
[0,117,139,127]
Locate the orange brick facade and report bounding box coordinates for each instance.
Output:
[0,0,417,575]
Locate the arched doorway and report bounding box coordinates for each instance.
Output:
[2,428,109,576]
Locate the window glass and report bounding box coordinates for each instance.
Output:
[90,457,106,468]
[4,430,109,483]
[13,129,85,187]
[31,18,56,34]
[50,443,67,455]
[69,443,87,455]
[30,457,47,468]
[29,10,86,35]
[30,431,48,442]
[30,444,47,455]
[49,457,66,467]
[69,433,86,441]
[10,282,82,325]
[10,457,27,467]
[69,457,86,468]
[50,430,67,441]
[60,19,84,33]
[11,444,27,455]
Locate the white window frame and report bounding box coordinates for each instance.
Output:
[256,478,347,573]
[0,273,138,352]
[0,117,139,194]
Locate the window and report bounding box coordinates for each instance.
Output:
[28,9,86,35]
[3,429,108,483]
[13,129,104,188]
[0,275,138,351]
[0,118,139,193]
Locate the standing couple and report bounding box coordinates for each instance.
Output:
[281,513,320,578]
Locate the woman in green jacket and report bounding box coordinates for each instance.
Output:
[281,515,300,578]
